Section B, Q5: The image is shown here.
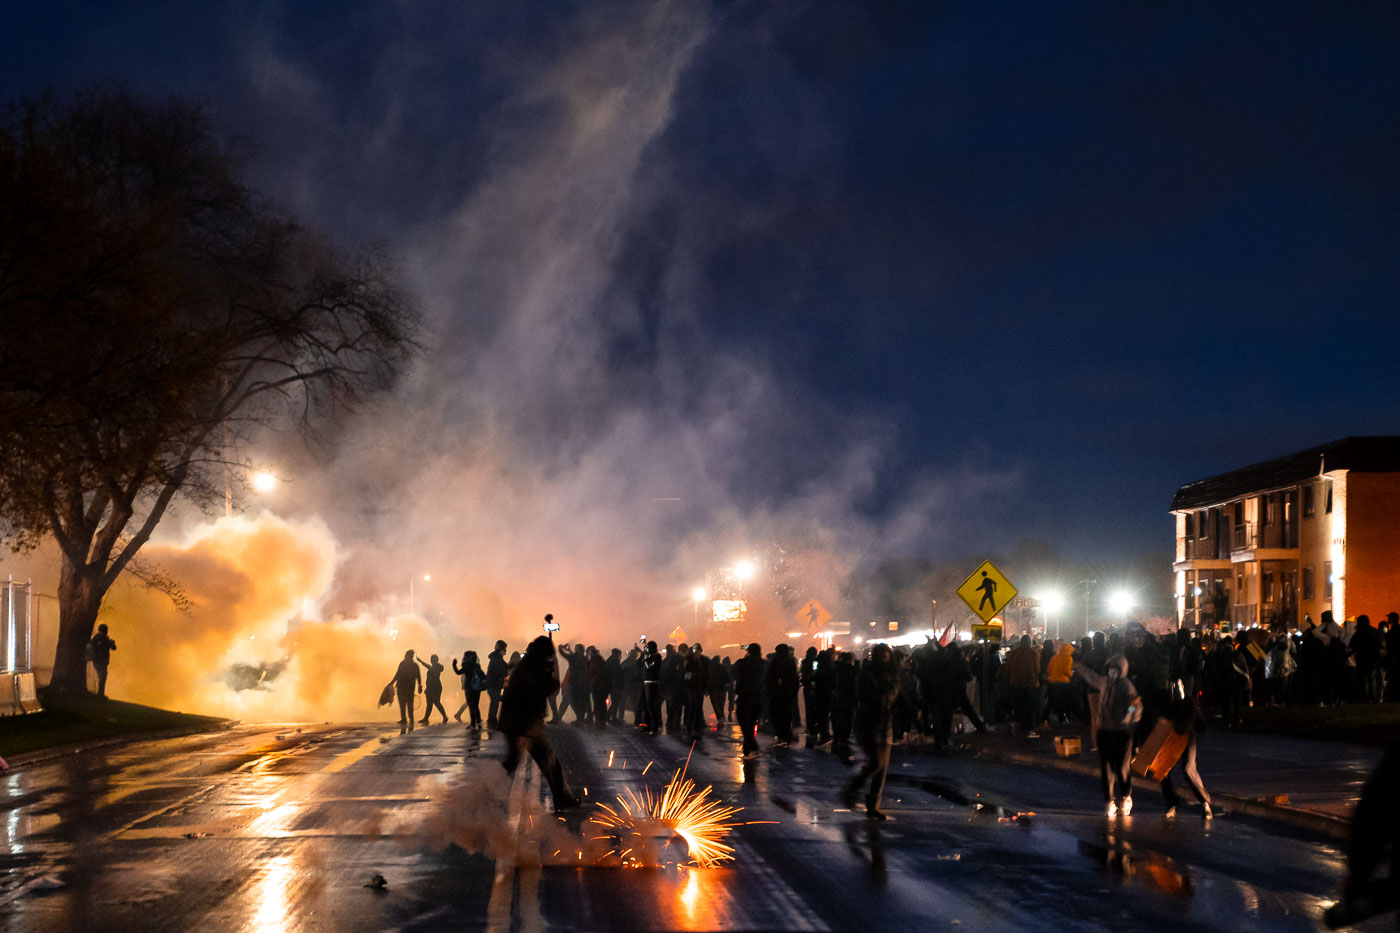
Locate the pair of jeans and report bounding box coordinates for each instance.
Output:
[737,695,762,754]
[1098,729,1133,801]
[502,720,572,806]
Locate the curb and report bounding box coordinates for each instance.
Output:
[1,721,235,771]
[968,741,1352,841]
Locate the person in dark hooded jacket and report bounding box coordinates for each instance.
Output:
[733,643,767,759]
[843,643,900,819]
[1077,653,1141,817]
[499,636,580,810]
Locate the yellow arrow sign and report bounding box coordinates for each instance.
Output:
[957,560,1018,623]
[795,599,831,633]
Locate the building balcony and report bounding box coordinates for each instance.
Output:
[1173,557,1232,572]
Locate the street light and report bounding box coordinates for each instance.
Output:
[733,560,756,582]
[251,471,278,493]
[1038,590,1066,641]
[692,586,706,638]
[1108,588,1135,617]
[410,573,431,615]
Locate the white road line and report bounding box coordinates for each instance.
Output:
[487,761,530,932]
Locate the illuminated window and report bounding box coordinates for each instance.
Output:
[1303,484,1315,517]
[1324,561,1333,599]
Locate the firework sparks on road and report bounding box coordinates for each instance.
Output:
[589,757,742,868]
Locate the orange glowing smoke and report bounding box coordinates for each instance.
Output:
[97,512,438,720]
[590,760,742,868]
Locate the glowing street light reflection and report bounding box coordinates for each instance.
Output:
[1108,589,1135,616]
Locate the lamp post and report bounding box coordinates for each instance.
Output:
[1038,590,1066,642]
[692,586,706,640]
[410,573,431,615]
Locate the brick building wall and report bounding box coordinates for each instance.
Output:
[1341,471,1400,622]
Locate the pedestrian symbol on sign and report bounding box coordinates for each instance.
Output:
[977,571,997,611]
[795,599,831,633]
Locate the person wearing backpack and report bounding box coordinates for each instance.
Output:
[1077,653,1142,817]
[453,650,487,727]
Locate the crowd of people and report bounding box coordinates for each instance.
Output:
[384,611,1400,820]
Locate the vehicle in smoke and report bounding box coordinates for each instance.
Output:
[224,659,289,692]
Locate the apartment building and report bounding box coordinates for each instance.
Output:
[1170,437,1400,630]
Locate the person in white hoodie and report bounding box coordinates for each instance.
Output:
[1076,653,1141,817]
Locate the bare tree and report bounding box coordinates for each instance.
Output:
[0,88,420,692]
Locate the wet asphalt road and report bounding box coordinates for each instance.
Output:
[0,719,1384,932]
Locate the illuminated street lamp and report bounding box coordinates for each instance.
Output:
[251,471,278,493]
[733,560,756,582]
[1108,588,1135,618]
[410,573,431,614]
[1038,590,1066,641]
[692,586,706,636]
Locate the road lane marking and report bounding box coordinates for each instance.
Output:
[321,731,401,773]
[487,760,530,932]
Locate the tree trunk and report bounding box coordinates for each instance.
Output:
[50,556,105,694]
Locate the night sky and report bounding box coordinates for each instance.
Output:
[5,2,1400,604]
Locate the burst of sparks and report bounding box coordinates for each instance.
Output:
[589,758,742,867]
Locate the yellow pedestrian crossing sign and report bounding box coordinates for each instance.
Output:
[957,560,1018,623]
[796,599,831,633]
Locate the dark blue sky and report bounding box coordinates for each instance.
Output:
[5,1,1399,580]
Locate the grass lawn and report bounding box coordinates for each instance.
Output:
[0,688,227,760]
[1236,702,1400,747]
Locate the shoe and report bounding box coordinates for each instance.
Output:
[840,787,858,809]
[1202,802,1213,820]
[1106,800,1118,818]
[1120,796,1132,816]
[1164,806,1177,820]
[454,712,463,722]
[866,808,888,821]
[743,751,760,761]
[418,718,430,725]
[555,794,582,811]
[1026,731,1040,739]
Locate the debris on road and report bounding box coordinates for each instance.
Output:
[365,873,388,890]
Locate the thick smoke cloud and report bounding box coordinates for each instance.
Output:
[99,514,437,719]
[13,3,1012,717]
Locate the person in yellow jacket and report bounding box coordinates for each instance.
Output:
[1047,642,1076,725]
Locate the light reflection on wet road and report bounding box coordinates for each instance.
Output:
[0,721,1384,931]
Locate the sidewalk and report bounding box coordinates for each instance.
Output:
[956,725,1383,840]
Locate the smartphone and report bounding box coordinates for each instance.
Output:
[544,621,560,633]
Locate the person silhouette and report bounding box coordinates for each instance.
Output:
[977,571,997,611]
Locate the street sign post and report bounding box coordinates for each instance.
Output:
[958,560,1018,721]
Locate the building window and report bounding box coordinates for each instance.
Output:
[1184,513,1194,538]
[1302,565,1314,601]
[1324,560,1333,599]
[1303,484,1315,517]
[1325,480,1333,514]
[1198,511,1208,539]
